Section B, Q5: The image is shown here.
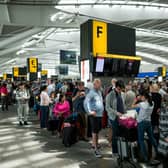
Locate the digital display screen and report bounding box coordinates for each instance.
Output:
[19,67,27,75]
[96,58,104,72]
[60,50,76,65]
[38,63,42,72]
[93,57,140,77]
[6,74,12,78]
[59,66,68,75]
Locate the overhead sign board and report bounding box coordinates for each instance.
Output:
[3,73,7,80]
[41,70,48,76]
[13,67,19,77]
[93,20,107,56]
[28,58,38,73]
[162,65,166,77]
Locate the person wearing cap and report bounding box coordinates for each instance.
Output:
[105,80,125,157]
[16,83,30,126]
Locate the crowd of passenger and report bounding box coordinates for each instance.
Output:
[0,78,168,167]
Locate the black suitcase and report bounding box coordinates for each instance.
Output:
[62,122,77,147]
[118,125,137,142]
[47,119,59,132]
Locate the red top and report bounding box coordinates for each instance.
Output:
[0,86,8,95]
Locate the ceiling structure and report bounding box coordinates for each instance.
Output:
[0,0,168,76]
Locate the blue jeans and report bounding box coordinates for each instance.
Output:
[40,106,49,128]
[110,118,119,154]
[138,121,158,161]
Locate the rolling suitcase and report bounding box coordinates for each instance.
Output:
[62,122,77,147]
[117,137,142,168]
[47,119,59,132]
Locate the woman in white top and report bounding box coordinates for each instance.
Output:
[132,91,158,163]
[40,85,50,128]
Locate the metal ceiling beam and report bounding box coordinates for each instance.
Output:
[0,4,79,28]
[56,4,168,22]
[0,27,56,60]
[137,48,165,56]
[148,21,168,29]
[0,24,3,34]
[1,3,168,26]
[138,37,166,45]
[135,20,157,28]
[0,46,21,57]
[0,3,10,23]
[0,27,44,49]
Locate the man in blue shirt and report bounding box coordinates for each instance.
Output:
[84,78,104,158]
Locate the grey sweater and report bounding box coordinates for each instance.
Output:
[105,90,118,121]
[16,89,30,104]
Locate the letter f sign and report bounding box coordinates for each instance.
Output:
[97,26,103,38]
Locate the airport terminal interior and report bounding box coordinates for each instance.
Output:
[0,0,168,168]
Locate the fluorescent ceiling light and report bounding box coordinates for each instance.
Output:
[65,18,74,24]
[57,0,168,8]
[50,12,73,22]
[136,42,168,53]
[16,50,26,55]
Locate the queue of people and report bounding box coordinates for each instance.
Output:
[0,78,168,167]
[105,78,168,167]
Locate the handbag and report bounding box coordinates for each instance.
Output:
[118,117,138,142]
[118,116,137,129]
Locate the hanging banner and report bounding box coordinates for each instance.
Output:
[28,58,38,73]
